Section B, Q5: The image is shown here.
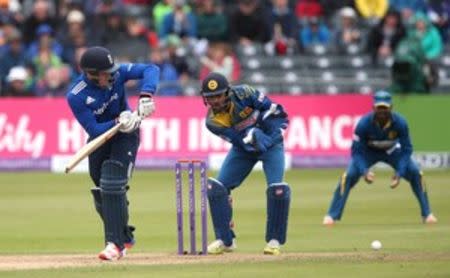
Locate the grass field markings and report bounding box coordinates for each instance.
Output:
[1,252,450,271]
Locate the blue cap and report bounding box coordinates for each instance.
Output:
[373,90,392,107]
[36,24,53,36]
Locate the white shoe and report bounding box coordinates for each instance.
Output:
[207,239,236,255]
[424,213,438,224]
[98,242,123,261]
[263,239,281,255]
[323,215,335,226]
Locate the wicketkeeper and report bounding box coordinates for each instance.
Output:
[67,46,159,260]
[201,72,291,255]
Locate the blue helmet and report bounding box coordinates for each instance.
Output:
[201,72,229,97]
[80,46,119,73]
[373,90,392,107]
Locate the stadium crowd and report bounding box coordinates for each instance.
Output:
[0,0,448,97]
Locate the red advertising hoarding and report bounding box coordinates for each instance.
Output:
[0,95,371,170]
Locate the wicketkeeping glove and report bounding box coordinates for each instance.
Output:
[243,127,273,153]
[138,95,155,118]
[118,111,141,133]
[253,128,274,152]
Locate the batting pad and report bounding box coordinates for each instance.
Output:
[100,160,128,249]
[266,183,291,244]
[207,178,234,246]
[90,187,103,220]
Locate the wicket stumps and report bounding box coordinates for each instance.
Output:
[175,160,207,255]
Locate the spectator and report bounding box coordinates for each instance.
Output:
[299,17,331,51]
[199,42,240,82]
[409,12,443,60]
[165,35,194,82]
[28,26,64,82]
[153,0,175,34]
[229,0,271,46]
[149,47,182,96]
[2,66,35,97]
[35,65,72,97]
[23,0,58,44]
[196,0,228,42]
[318,0,353,21]
[58,10,90,67]
[0,19,17,54]
[0,28,26,88]
[0,0,12,27]
[159,0,197,42]
[88,0,124,16]
[427,0,450,42]
[389,0,428,13]
[99,8,128,45]
[355,0,388,25]
[106,14,151,62]
[334,7,363,53]
[265,22,296,55]
[268,0,298,47]
[390,35,428,93]
[367,10,406,65]
[26,24,63,59]
[8,0,25,26]
[295,0,323,25]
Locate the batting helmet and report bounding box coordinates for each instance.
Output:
[80,46,119,73]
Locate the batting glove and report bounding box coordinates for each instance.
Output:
[118,111,141,133]
[138,94,155,118]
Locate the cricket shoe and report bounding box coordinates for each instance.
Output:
[263,239,281,255]
[424,213,438,224]
[322,215,335,226]
[207,239,237,255]
[122,239,135,256]
[98,242,124,261]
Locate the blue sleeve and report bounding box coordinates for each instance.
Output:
[350,118,369,174]
[396,118,413,177]
[119,63,160,95]
[67,95,116,138]
[235,85,272,111]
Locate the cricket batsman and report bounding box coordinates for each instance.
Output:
[323,90,437,225]
[67,46,159,260]
[201,72,290,255]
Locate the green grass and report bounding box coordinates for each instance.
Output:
[393,95,450,151]
[0,169,450,277]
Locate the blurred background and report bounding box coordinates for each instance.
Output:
[1,0,450,96]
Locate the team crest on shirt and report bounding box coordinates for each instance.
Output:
[388,131,398,139]
[239,107,253,118]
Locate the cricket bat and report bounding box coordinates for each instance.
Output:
[64,123,122,173]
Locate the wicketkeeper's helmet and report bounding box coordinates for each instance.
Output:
[201,72,229,97]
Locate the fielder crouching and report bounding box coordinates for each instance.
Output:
[66,46,159,260]
[200,72,291,255]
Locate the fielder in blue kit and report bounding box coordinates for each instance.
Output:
[323,90,437,226]
[201,72,290,255]
[67,46,159,260]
